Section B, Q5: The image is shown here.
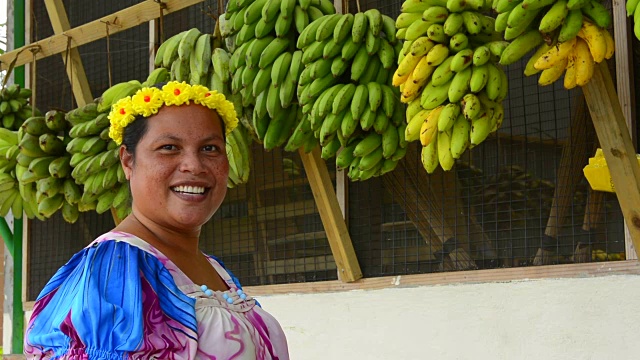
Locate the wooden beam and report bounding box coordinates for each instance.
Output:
[44,0,93,106]
[0,0,202,71]
[582,62,640,260]
[299,147,362,282]
[612,1,637,260]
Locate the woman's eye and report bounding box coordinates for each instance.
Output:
[203,145,218,152]
[160,145,176,151]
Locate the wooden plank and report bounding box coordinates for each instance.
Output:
[0,0,202,71]
[268,231,327,246]
[44,0,93,107]
[256,199,317,221]
[244,260,640,296]
[264,255,337,275]
[582,62,640,260]
[612,2,637,260]
[298,147,362,282]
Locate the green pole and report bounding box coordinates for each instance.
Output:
[11,219,23,354]
[12,0,26,354]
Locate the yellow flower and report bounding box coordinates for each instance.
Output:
[131,87,163,117]
[191,85,210,105]
[162,82,192,106]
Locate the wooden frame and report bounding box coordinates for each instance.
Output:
[0,0,203,71]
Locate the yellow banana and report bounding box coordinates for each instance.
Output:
[393,53,423,85]
[534,37,576,70]
[524,43,553,76]
[437,130,454,171]
[538,57,568,86]
[401,70,427,103]
[421,137,438,174]
[602,28,615,60]
[420,105,443,146]
[577,21,607,63]
[406,109,430,142]
[574,38,594,86]
[563,54,578,90]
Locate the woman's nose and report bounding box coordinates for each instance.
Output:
[178,151,206,174]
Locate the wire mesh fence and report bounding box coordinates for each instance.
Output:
[26,0,628,300]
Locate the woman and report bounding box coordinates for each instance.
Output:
[24,81,289,359]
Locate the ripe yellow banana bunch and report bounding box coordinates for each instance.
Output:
[0,84,41,131]
[523,21,613,88]
[293,8,407,180]
[627,0,640,39]
[395,0,508,173]
[495,0,614,88]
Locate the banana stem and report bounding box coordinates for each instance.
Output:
[356,0,361,13]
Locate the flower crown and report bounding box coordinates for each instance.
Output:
[108,81,238,145]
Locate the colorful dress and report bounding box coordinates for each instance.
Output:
[25,231,289,359]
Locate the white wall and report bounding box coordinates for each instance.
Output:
[257,275,640,360]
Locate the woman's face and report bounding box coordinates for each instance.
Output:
[121,103,229,231]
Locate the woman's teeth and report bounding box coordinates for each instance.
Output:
[172,185,205,194]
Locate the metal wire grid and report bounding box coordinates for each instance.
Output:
[345,0,626,275]
[200,143,337,286]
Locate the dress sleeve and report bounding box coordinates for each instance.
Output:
[25,239,198,359]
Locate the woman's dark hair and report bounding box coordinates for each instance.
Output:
[121,115,149,157]
[120,82,226,157]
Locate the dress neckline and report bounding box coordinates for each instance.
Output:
[95,231,236,291]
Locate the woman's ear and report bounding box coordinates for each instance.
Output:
[119,145,133,181]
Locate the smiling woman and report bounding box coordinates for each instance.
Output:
[23,82,290,359]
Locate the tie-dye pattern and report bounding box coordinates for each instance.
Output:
[25,232,288,360]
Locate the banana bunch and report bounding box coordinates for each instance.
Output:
[15,110,77,222]
[210,46,253,141]
[67,89,131,221]
[627,0,640,39]
[0,84,41,131]
[222,0,336,151]
[0,128,26,219]
[394,0,508,173]
[155,27,227,88]
[291,9,407,180]
[495,0,614,88]
[226,125,252,188]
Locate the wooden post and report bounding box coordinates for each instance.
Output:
[298,147,362,282]
[44,0,93,107]
[612,3,637,260]
[582,62,640,260]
